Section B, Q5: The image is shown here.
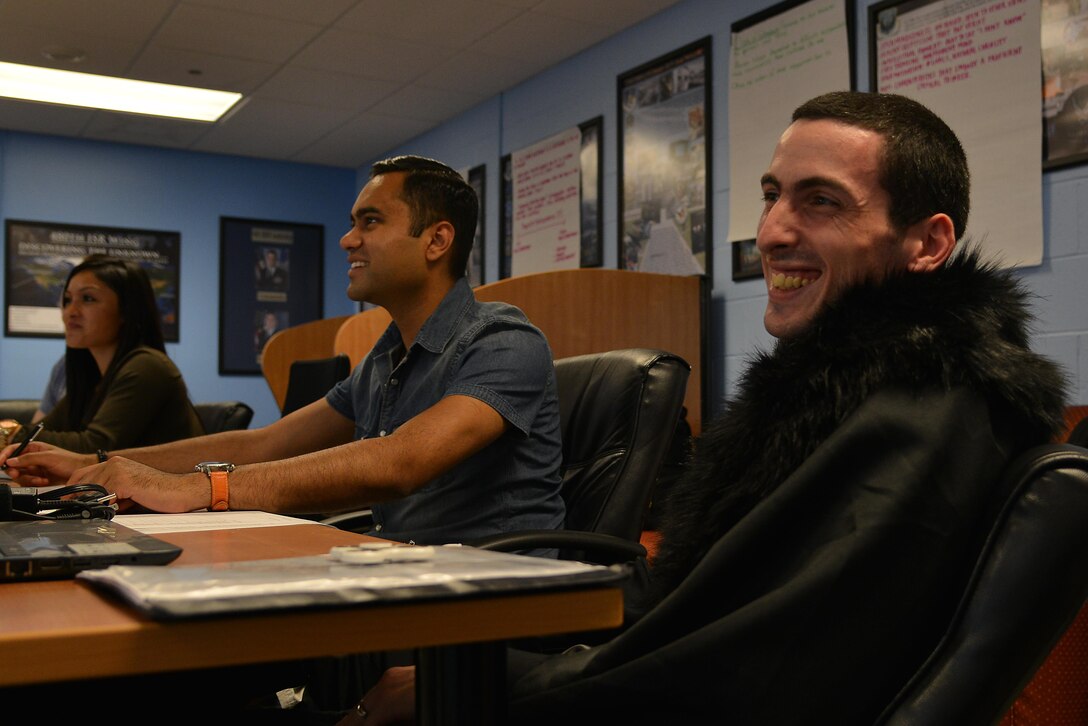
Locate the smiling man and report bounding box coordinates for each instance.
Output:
[353,93,1069,726]
[3,156,565,548]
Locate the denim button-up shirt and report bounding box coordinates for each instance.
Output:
[326,277,565,546]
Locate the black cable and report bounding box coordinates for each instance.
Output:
[1,483,116,521]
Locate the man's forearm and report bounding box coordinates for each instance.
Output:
[111,429,265,473]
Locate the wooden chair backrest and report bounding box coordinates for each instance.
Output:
[260,314,352,412]
[332,269,705,434]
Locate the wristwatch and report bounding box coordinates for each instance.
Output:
[195,461,235,511]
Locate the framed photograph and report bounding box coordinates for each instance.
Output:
[618,37,711,279]
[219,217,324,375]
[732,239,763,281]
[579,116,604,268]
[466,165,486,286]
[499,154,513,280]
[4,219,180,341]
[1043,0,1088,169]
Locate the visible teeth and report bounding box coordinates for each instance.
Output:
[351,261,368,269]
[770,273,811,290]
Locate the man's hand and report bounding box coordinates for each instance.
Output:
[68,457,208,513]
[336,666,417,726]
[1,441,95,486]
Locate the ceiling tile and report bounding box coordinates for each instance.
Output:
[292,28,450,83]
[0,0,174,41]
[339,0,525,48]
[471,10,613,67]
[415,49,539,97]
[0,98,95,136]
[370,83,487,123]
[534,0,679,28]
[0,25,145,76]
[292,112,435,168]
[181,0,360,25]
[128,45,279,92]
[155,4,323,64]
[0,1,679,168]
[191,96,356,159]
[81,111,212,149]
[256,66,399,112]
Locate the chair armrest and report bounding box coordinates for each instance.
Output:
[467,530,647,565]
[320,509,374,532]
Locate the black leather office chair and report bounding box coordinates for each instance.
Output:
[874,443,1088,726]
[1069,416,1088,447]
[281,354,351,416]
[323,349,691,565]
[0,399,41,428]
[468,348,691,564]
[194,401,254,434]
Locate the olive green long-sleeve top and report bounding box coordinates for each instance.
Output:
[39,347,205,453]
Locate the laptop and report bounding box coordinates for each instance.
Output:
[0,518,182,581]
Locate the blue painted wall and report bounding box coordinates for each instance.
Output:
[2,0,1086,435]
[0,132,356,427]
[381,0,1088,414]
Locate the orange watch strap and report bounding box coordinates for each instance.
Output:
[209,470,229,511]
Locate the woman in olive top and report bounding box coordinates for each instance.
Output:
[35,255,204,453]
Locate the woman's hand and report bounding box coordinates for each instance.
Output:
[1,441,92,485]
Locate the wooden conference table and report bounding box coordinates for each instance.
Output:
[0,521,624,725]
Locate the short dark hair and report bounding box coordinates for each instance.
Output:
[792,91,970,240]
[370,155,479,279]
[62,254,166,428]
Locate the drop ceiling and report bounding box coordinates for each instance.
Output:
[0,0,682,169]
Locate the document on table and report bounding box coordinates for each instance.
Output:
[116,511,319,534]
[78,543,628,619]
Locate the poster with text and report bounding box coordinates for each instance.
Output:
[618,38,711,277]
[511,127,583,277]
[871,0,1043,267]
[4,220,180,340]
[728,0,852,261]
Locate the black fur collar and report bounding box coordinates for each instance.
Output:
[647,247,1068,602]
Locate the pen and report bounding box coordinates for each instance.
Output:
[2,421,44,469]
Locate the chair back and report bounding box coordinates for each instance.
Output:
[194,401,254,434]
[0,399,40,427]
[554,348,690,543]
[1069,417,1088,447]
[281,354,351,416]
[875,443,1088,726]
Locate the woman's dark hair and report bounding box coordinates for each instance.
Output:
[63,255,166,428]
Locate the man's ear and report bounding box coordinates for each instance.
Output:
[905,213,955,273]
[423,221,456,266]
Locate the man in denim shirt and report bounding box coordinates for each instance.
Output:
[7,156,566,548]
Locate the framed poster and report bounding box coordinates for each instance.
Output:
[4,219,180,341]
[1043,0,1088,169]
[579,116,604,268]
[618,37,711,278]
[219,217,324,375]
[870,0,1043,267]
[500,154,513,280]
[728,0,852,281]
[466,165,486,287]
[500,117,605,279]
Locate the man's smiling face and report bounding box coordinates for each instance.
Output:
[756,118,914,339]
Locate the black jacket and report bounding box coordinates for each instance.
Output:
[509,249,1067,725]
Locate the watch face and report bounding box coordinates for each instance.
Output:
[196,461,235,472]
